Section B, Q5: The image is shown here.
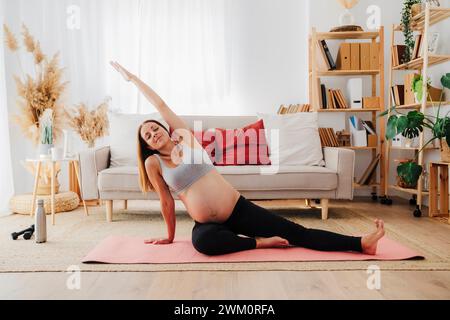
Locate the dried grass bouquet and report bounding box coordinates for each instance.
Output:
[4,24,68,146]
[64,99,110,148]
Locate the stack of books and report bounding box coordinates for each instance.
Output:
[321,88,349,109]
[277,104,311,114]
[319,128,340,147]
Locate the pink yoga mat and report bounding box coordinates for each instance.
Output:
[82,236,424,264]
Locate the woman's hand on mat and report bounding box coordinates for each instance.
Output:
[110,61,134,81]
[144,238,173,245]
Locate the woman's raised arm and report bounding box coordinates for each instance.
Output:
[110,61,190,132]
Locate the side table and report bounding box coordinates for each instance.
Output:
[27,157,89,225]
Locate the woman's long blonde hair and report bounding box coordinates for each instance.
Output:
[137,120,170,193]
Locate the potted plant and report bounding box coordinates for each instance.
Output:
[381,73,450,188]
[4,24,68,153]
[38,109,54,158]
[412,74,443,103]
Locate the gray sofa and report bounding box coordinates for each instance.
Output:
[78,115,355,222]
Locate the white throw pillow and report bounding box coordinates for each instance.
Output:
[257,112,325,166]
[108,112,169,167]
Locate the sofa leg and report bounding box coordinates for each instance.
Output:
[106,200,113,222]
[321,199,329,220]
[124,200,128,210]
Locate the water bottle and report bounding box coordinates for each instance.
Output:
[35,200,47,243]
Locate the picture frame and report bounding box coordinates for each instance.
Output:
[428,32,440,55]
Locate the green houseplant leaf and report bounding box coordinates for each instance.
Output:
[412,74,423,102]
[386,115,399,140]
[402,111,424,139]
[442,73,450,90]
[397,161,423,187]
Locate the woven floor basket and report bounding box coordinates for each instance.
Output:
[9,192,80,215]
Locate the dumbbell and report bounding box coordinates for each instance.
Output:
[11,225,35,240]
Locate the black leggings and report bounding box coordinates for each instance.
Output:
[192,195,362,256]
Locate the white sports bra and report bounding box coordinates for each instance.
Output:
[154,144,215,195]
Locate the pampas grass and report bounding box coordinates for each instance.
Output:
[64,100,110,148]
[3,24,19,51]
[4,24,68,146]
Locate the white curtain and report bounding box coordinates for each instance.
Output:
[5,0,230,115]
[0,0,15,213]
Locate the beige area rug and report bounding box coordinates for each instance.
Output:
[1,200,449,273]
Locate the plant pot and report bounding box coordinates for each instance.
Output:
[396,175,417,189]
[440,139,450,163]
[411,4,423,18]
[428,86,443,102]
[414,92,421,104]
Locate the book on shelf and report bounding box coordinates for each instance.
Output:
[318,40,336,70]
[362,120,376,135]
[412,34,423,60]
[357,154,381,185]
[392,45,408,67]
[321,84,327,109]
[391,85,405,106]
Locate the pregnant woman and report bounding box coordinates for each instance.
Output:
[111,61,385,256]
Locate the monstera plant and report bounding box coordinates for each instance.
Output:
[381,73,450,187]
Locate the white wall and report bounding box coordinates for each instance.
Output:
[4,0,309,196]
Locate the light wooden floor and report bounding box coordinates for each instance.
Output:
[1,197,449,300]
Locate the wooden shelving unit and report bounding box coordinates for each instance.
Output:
[309,27,386,196]
[394,101,450,110]
[384,3,450,214]
[317,108,381,113]
[394,7,450,31]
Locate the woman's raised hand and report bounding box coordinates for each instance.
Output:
[110,61,134,82]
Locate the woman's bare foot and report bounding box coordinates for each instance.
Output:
[361,219,385,255]
[256,236,290,249]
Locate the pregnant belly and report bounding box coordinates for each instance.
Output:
[179,170,240,224]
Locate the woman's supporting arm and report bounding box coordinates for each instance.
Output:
[144,157,176,244]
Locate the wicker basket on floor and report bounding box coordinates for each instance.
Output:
[9,192,80,215]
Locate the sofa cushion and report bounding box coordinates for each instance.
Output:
[214,119,271,166]
[98,165,338,193]
[108,112,169,168]
[257,112,325,167]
